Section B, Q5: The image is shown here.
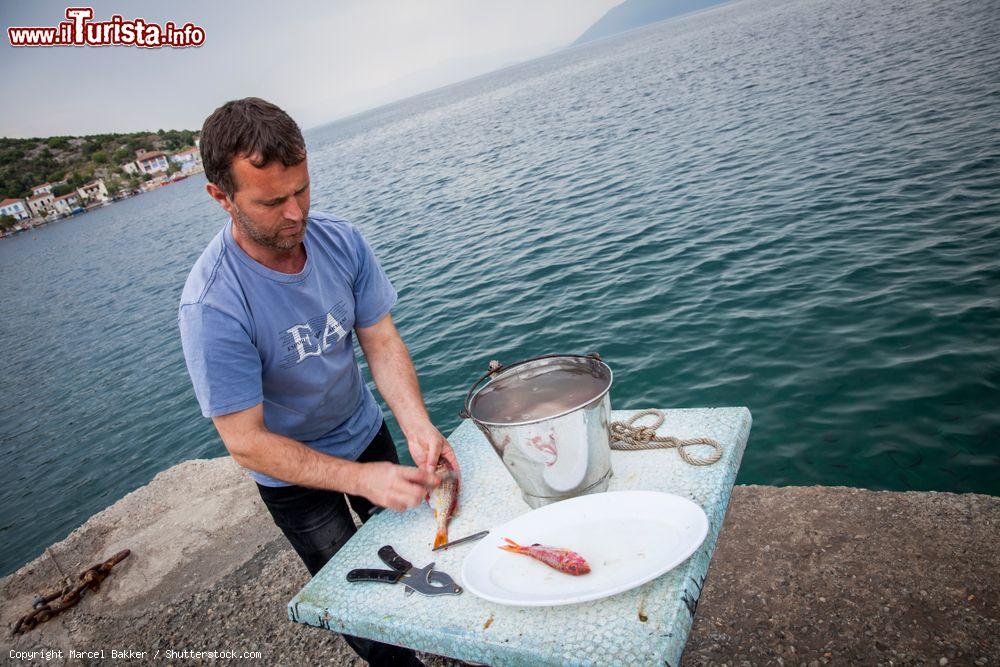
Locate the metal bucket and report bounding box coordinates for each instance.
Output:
[460,353,614,508]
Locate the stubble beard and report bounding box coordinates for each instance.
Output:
[233,204,307,251]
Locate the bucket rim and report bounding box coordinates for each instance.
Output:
[463,353,613,427]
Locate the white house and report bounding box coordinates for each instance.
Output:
[27,192,55,218]
[135,150,169,175]
[51,192,82,215]
[77,179,109,202]
[121,161,139,175]
[0,198,30,221]
[170,146,201,166]
[31,183,54,197]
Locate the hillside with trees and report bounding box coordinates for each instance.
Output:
[0,129,198,201]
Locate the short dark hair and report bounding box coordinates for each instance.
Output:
[200,97,306,197]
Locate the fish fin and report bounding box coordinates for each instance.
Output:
[433,530,448,549]
[499,537,523,552]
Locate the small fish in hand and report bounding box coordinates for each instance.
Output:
[427,459,459,549]
[498,537,591,575]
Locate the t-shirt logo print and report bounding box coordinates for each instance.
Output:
[280,303,351,367]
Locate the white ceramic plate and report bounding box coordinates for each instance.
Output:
[461,490,708,606]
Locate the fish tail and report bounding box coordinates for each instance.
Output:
[498,537,523,553]
[433,529,448,549]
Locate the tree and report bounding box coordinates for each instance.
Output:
[105,175,123,196]
[47,136,70,150]
[67,169,92,188]
[52,183,73,196]
[82,139,102,156]
[0,214,17,231]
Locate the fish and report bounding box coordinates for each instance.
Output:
[427,459,459,549]
[498,537,591,575]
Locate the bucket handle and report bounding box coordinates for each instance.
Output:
[459,352,602,420]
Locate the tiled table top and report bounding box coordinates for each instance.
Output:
[288,407,752,667]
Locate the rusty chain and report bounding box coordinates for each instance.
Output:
[12,549,130,635]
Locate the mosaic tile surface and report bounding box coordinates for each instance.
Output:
[288,407,752,666]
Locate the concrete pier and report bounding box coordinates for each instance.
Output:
[1,457,996,665]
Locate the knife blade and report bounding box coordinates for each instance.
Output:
[431,530,489,552]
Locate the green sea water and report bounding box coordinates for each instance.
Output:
[1,0,998,576]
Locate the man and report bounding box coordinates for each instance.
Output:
[177,97,459,666]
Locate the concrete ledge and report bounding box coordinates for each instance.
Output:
[1,458,997,665]
[687,484,999,666]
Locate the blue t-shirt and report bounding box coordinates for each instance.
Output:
[177,212,397,487]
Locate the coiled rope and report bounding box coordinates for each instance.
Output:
[609,409,723,466]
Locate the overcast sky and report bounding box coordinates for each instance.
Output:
[0,0,620,138]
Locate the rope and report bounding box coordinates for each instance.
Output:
[609,409,723,466]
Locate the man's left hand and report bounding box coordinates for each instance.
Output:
[406,423,460,478]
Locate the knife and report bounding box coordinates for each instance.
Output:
[431,530,489,552]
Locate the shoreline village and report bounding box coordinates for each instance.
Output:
[0,142,203,239]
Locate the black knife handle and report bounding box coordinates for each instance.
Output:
[378,545,413,573]
[346,568,403,584]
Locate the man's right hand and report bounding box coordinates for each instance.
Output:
[356,462,439,512]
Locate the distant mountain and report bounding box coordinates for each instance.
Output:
[572,0,726,47]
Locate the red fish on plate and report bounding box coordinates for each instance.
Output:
[427,459,459,548]
[498,537,591,575]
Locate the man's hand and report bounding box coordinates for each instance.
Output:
[356,462,439,512]
[406,423,460,477]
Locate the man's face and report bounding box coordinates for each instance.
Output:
[226,156,311,251]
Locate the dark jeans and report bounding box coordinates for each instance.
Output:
[257,421,421,667]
